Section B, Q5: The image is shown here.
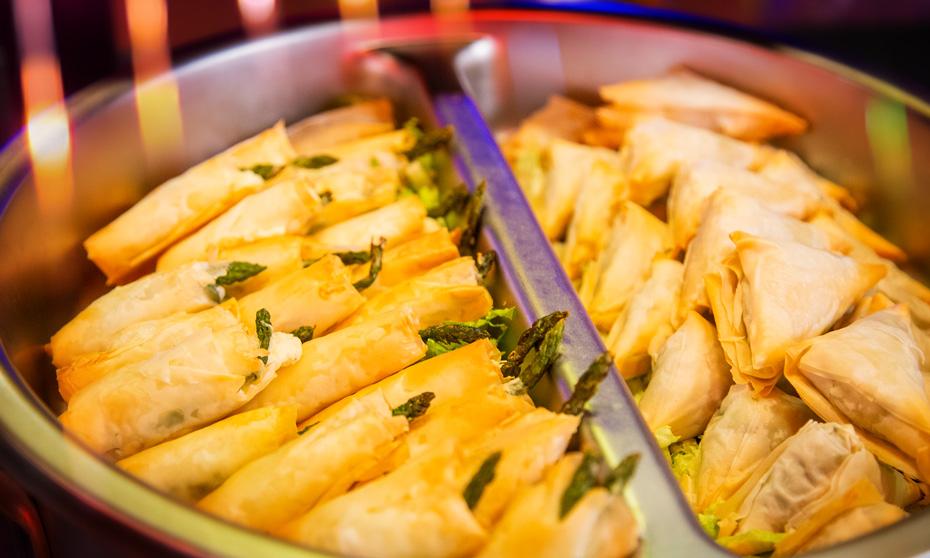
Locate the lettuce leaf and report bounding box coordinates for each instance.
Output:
[420,308,516,359]
[717,529,786,556]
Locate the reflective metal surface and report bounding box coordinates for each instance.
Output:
[0,9,929,558]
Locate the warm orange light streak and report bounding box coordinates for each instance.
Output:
[339,0,379,20]
[431,0,470,16]
[238,0,278,36]
[125,0,184,167]
[13,0,74,215]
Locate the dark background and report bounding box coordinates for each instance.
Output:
[1,0,930,146]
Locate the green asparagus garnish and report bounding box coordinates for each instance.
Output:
[352,238,385,291]
[418,307,515,359]
[215,261,267,286]
[293,154,338,169]
[334,250,371,265]
[559,351,612,416]
[476,251,497,283]
[457,180,485,257]
[405,125,453,161]
[256,308,272,364]
[604,453,640,494]
[244,163,281,180]
[291,325,315,343]
[560,453,600,518]
[391,392,436,421]
[500,311,569,378]
[463,451,502,510]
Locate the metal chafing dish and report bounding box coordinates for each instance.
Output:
[0,7,928,558]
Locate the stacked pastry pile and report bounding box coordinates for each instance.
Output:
[501,70,930,556]
[48,100,640,558]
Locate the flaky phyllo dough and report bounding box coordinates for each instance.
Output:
[705,233,885,393]
[786,306,930,482]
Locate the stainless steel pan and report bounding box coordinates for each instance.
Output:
[0,8,928,558]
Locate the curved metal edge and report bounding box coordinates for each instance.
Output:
[434,92,729,558]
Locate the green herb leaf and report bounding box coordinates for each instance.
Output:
[604,453,640,494]
[216,261,267,286]
[560,453,599,519]
[391,392,435,420]
[256,308,272,364]
[463,451,502,510]
[501,310,568,378]
[244,163,281,180]
[352,238,385,291]
[293,154,339,169]
[291,325,315,343]
[560,351,612,416]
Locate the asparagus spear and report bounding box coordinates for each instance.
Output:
[418,307,515,359]
[351,237,386,291]
[256,308,272,364]
[458,180,486,257]
[205,261,267,302]
[604,453,641,494]
[476,251,497,283]
[403,118,453,161]
[290,325,315,343]
[559,453,600,518]
[500,311,569,378]
[463,451,503,510]
[391,392,436,421]
[559,351,612,416]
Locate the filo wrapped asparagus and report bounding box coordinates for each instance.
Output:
[199,391,429,531]
[286,98,394,155]
[705,232,885,393]
[48,260,260,368]
[116,405,297,501]
[237,253,364,335]
[243,310,427,421]
[598,69,807,141]
[301,196,427,258]
[477,452,639,558]
[638,311,732,442]
[85,122,295,283]
[785,305,930,482]
[59,301,302,458]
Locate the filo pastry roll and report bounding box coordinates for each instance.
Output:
[618,117,769,207]
[156,167,325,270]
[581,201,673,331]
[694,385,813,513]
[678,189,844,322]
[286,98,394,155]
[238,254,363,335]
[598,69,807,142]
[785,501,906,556]
[116,405,297,501]
[638,311,732,442]
[277,445,487,558]
[301,196,427,258]
[85,122,295,283]
[304,339,503,427]
[351,228,460,297]
[59,300,302,458]
[785,305,930,482]
[242,310,427,421]
[477,453,639,558]
[199,392,411,531]
[213,235,305,296]
[605,258,682,378]
[716,422,883,555]
[337,256,492,330]
[49,261,238,368]
[705,232,884,394]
